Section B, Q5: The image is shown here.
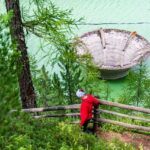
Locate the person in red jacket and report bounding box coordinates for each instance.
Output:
[76,89,100,132]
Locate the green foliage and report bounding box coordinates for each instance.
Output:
[99,63,150,134]
[0,1,148,150]
[22,0,101,105]
[0,13,20,121]
[31,43,102,105]
[23,0,81,44]
[78,54,100,94]
[0,111,136,150]
[118,63,150,107]
[32,64,65,106]
[100,107,150,135]
[22,0,83,104]
[56,42,83,104]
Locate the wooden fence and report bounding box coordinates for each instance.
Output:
[22,100,150,133]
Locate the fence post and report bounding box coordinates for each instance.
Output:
[93,105,99,134]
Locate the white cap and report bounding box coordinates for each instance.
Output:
[76,89,85,98]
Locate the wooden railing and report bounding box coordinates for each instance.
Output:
[22,100,150,133]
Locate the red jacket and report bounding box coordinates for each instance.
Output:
[80,94,100,126]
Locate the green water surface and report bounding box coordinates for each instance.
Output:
[1,0,150,99]
[50,0,150,99]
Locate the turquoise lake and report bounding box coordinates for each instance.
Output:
[1,0,150,99]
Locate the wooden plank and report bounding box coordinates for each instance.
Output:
[98,109,150,122]
[97,118,150,132]
[100,100,150,114]
[22,104,80,112]
[67,121,80,124]
[98,29,106,49]
[122,31,137,51]
[22,100,150,114]
[33,113,80,119]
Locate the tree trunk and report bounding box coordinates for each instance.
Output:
[5,0,37,108]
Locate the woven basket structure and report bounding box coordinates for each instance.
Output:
[77,28,150,79]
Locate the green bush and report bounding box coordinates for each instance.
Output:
[0,111,136,150]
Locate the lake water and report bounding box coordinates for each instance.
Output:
[48,0,150,99]
[1,0,150,99]
[40,0,150,98]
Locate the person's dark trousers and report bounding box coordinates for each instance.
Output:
[83,120,90,132]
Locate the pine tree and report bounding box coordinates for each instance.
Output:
[119,62,150,107]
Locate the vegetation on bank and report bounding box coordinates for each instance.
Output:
[0,0,150,149]
[0,110,137,150]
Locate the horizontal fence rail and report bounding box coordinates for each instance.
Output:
[22,100,150,133]
[23,100,150,114]
[97,118,150,132]
[33,113,80,119]
[22,104,80,113]
[98,109,150,122]
[100,100,150,114]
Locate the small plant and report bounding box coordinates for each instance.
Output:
[118,63,150,107]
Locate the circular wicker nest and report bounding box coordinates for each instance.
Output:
[77,28,150,79]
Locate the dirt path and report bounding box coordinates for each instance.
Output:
[97,130,150,150]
